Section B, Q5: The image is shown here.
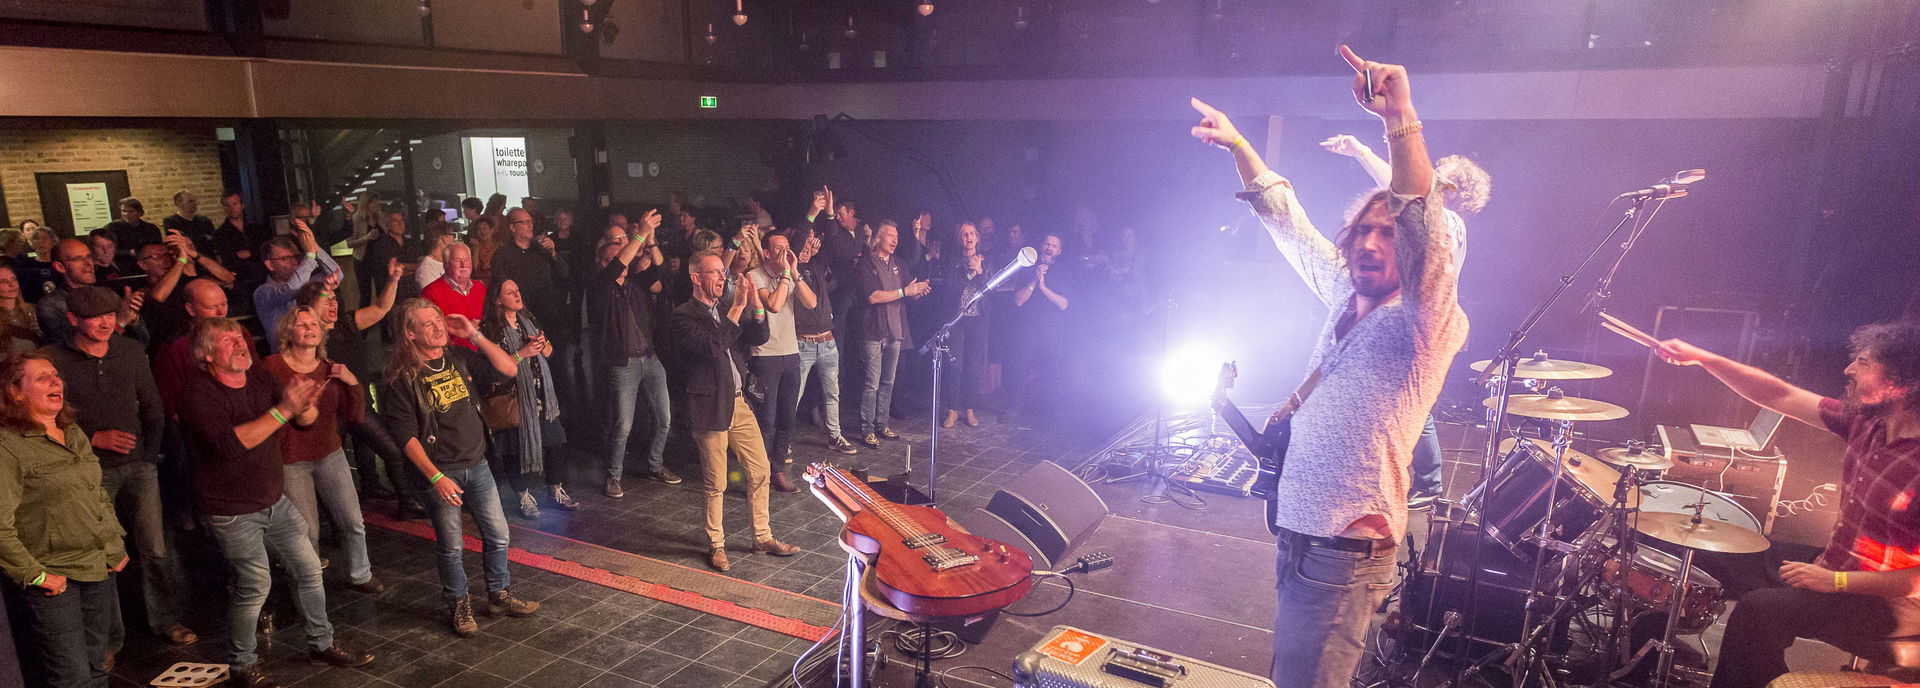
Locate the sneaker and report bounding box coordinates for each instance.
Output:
[770,472,800,493]
[829,436,859,455]
[347,576,386,595]
[860,434,881,449]
[707,548,731,572]
[604,477,625,499]
[486,589,540,617]
[517,490,541,519]
[448,597,478,636]
[307,644,375,668]
[550,485,581,510]
[231,666,282,688]
[752,538,801,556]
[879,427,901,440]
[648,469,683,485]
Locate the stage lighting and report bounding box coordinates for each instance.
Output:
[1158,345,1222,407]
[917,2,934,16]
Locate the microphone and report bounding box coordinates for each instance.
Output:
[1616,169,1707,200]
[979,246,1039,293]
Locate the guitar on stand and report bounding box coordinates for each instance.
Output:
[804,462,1037,687]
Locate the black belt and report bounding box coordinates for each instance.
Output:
[1288,529,1395,556]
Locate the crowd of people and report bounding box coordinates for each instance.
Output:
[0,182,1148,688]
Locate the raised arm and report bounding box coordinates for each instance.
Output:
[1652,339,1827,429]
[1190,98,1347,309]
[1319,135,1392,189]
[1339,45,1433,197]
[445,314,523,378]
[352,259,403,331]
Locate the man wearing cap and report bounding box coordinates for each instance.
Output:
[38,239,146,347]
[40,286,197,650]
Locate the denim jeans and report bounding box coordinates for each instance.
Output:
[98,461,183,640]
[1409,415,1444,498]
[750,354,802,467]
[859,338,902,436]
[427,464,511,601]
[797,339,844,439]
[11,577,118,688]
[281,449,373,584]
[204,496,333,670]
[1270,529,1397,688]
[605,355,672,478]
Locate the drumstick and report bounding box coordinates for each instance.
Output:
[1599,312,1660,347]
[1601,321,1659,350]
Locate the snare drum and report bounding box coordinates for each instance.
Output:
[1599,544,1726,634]
[1466,438,1614,554]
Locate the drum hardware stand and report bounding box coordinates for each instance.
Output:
[1507,416,1578,679]
[1652,494,1714,688]
[1589,465,1648,687]
[1441,537,1606,688]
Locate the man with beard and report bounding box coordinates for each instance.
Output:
[1658,321,1920,688]
[1191,45,1464,688]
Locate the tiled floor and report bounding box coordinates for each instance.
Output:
[104,409,1108,688]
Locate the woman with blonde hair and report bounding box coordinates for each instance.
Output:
[344,191,384,262]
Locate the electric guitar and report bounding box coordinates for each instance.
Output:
[1210,362,1300,536]
[804,463,1035,618]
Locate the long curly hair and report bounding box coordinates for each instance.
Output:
[385,299,445,384]
[1436,154,1491,216]
[1850,320,1920,412]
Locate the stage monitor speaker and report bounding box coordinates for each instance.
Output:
[1013,625,1274,688]
[955,460,1107,569]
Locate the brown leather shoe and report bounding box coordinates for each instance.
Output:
[347,576,385,595]
[486,589,540,617]
[162,624,198,645]
[231,666,282,688]
[753,538,801,556]
[707,548,731,572]
[307,644,375,668]
[942,410,959,428]
[448,597,478,636]
[769,472,800,493]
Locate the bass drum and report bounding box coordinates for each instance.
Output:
[1400,508,1570,656]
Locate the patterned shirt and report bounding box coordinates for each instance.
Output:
[1244,171,1469,539]
[1817,397,1920,574]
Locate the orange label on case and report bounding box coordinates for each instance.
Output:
[1039,629,1109,665]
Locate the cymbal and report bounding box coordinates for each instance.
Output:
[1633,512,1771,554]
[1500,438,1639,507]
[1484,394,1631,422]
[1596,446,1674,471]
[1470,357,1613,380]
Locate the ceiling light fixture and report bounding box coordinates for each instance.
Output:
[415,1,430,17]
[579,7,594,32]
[732,0,747,26]
[705,22,717,43]
[1013,4,1029,30]
[843,15,858,39]
[917,2,934,16]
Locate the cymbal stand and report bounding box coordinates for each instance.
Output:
[1593,466,1644,686]
[1445,536,1605,688]
[1653,493,1712,688]
[1512,417,1577,686]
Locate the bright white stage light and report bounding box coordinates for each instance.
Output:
[1158,345,1223,407]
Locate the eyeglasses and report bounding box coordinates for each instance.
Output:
[267,254,300,263]
[691,269,727,276]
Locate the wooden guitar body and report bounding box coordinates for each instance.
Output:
[840,505,1035,618]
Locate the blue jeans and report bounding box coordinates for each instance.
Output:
[205,496,333,670]
[605,355,672,478]
[1270,529,1397,688]
[860,338,902,436]
[1409,415,1443,498]
[281,449,373,584]
[98,461,184,640]
[12,577,118,688]
[427,465,511,601]
[798,339,844,439]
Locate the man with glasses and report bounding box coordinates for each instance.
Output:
[253,220,339,351]
[39,239,145,346]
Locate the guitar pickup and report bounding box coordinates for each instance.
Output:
[903,533,948,549]
[923,551,978,571]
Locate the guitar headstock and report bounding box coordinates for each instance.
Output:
[803,462,836,489]
[1212,361,1239,409]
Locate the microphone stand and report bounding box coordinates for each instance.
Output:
[916,269,1003,507]
[1453,196,1655,688]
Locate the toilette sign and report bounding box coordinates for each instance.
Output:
[463,136,530,203]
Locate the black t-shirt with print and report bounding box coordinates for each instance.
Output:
[382,346,492,471]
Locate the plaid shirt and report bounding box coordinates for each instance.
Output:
[1818,397,1920,573]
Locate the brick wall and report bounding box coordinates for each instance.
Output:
[0,127,224,236]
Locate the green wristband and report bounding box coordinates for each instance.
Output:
[175,256,190,265]
[429,471,445,484]
[30,572,45,587]
[269,408,289,425]
[897,288,905,298]
[513,353,524,363]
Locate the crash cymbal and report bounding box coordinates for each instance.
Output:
[1483,394,1631,422]
[1596,446,1674,471]
[1470,356,1613,380]
[1500,438,1639,507]
[1633,511,1771,554]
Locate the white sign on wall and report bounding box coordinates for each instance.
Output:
[462,136,530,204]
[65,182,113,234]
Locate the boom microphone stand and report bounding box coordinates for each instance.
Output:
[917,247,1037,506]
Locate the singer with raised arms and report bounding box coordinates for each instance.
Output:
[1191,46,1467,688]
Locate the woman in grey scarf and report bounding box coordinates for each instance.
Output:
[481,279,578,518]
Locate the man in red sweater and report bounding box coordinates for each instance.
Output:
[421,243,486,350]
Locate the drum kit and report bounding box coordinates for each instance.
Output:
[1402,353,1771,688]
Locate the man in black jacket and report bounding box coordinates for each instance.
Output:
[666,251,801,572]
[587,210,677,494]
[41,286,197,649]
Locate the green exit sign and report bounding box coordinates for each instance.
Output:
[699,96,718,109]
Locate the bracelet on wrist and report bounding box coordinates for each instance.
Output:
[30,572,45,587]
[175,256,190,265]
[269,408,289,425]
[429,471,445,484]
[1836,570,1850,592]
[1384,120,1424,142]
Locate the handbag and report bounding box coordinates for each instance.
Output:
[481,390,521,431]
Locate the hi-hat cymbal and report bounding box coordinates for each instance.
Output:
[1500,438,1639,507]
[1596,446,1674,471]
[1484,394,1631,422]
[1470,357,1613,380]
[1633,512,1771,554]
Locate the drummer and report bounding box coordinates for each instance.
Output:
[1655,320,1920,688]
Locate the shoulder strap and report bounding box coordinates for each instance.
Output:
[1275,364,1327,422]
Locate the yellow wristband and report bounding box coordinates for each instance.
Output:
[1836,570,1850,592]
